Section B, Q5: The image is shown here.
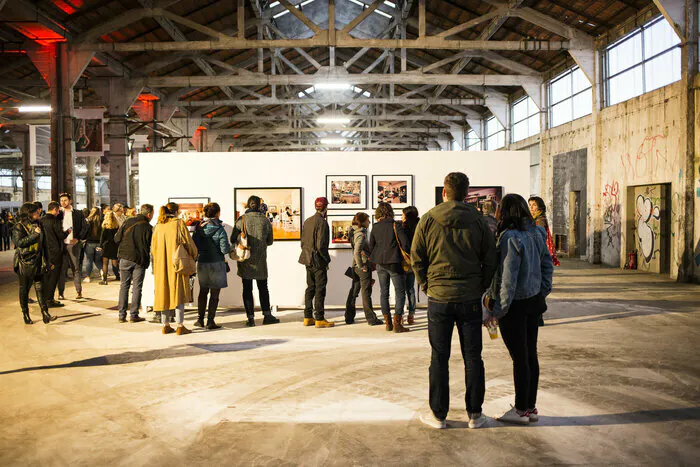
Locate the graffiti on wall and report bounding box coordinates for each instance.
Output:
[635,193,661,264]
[602,181,621,252]
[620,135,677,181]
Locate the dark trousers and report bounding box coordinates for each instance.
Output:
[377,264,406,317]
[499,298,541,412]
[2,235,10,251]
[242,278,271,317]
[304,266,327,320]
[58,242,83,295]
[118,259,146,320]
[405,271,417,314]
[428,299,485,420]
[198,287,221,322]
[44,260,62,302]
[19,273,48,313]
[345,266,378,324]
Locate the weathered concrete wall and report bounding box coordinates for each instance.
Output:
[551,149,588,257]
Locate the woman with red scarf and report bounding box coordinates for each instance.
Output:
[528,197,560,267]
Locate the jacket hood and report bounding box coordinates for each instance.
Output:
[200,219,224,238]
[430,201,481,228]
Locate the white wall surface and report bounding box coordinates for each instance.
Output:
[139,151,529,308]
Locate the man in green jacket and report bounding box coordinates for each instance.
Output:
[411,172,497,430]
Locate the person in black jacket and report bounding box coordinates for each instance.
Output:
[57,193,89,300]
[41,201,70,308]
[298,197,334,328]
[114,204,154,323]
[13,202,56,324]
[369,202,411,333]
[402,206,420,325]
[0,211,11,251]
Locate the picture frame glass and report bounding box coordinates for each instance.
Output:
[326,176,367,210]
[328,215,355,249]
[234,188,302,241]
[168,197,210,226]
[372,175,413,209]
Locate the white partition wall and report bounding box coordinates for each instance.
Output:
[139,151,529,308]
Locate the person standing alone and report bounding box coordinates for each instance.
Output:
[114,204,154,323]
[411,172,498,429]
[58,193,88,300]
[299,197,334,328]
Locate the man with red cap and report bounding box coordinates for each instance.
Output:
[298,197,334,328]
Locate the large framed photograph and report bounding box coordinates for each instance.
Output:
[73,108,104,157]
[434,186,503,210]
[234,187,302,241]
[372,175,414,209]
[326,175,367,210]
[168,197,209,228]
[328,215,355,249]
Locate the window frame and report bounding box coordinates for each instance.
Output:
[510,96,540,143]
[548,66,592,128]
[485,116,506,150]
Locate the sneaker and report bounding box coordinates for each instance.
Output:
[262,315,280,325]
[83,277,91,283]
[419,411,447,429]
[468,413,487,429]
[245,317,256,327]
[193,319,205,328]
[206,321,222,330]
[58,295,65,301]
[314,319,335,328]
[526,408,539,423]
[48,300,65,308]
[129,317,146,323]
[497,406,530,425]
[76,293,83,300]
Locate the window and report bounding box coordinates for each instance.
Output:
[76,177,86,194]
[36,176,51,190]
[605,17,681,106]
[511,97,540,142]
[0,169,14,188]
[549,66,592,127]
[466,128,480,151]
[485,116,505,150]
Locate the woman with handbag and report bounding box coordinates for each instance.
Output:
[344,212,383,326]
[368,202,411,333]
[231,195,279,327]
[483,194,554,425]
[97,210,120,285]
[13,202,56,324]
[151,202,198,335]
[192,202,231,330]
[401,206,420,325]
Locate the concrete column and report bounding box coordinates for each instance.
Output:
[85,155,98,208]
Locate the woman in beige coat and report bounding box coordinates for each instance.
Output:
[151,202,198,335]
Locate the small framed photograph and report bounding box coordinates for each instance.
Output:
[234,187,302,241]
[328,215,355,249]
[168,197,210,227]
[326,175,367,210]
[372,175,414,209]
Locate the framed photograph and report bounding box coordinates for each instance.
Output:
[372,175,414,209]
[434,186,503,210]
[234,187,302,241]
[326,175,367,210]
[73,108,104,157]
[168,197,209,227]
[328,215,355,249]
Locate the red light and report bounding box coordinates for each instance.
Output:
[52,0,84,15]
[10,23,67,45]
[196,125,208,132]
[137,94,160,102]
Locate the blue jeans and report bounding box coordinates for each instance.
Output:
[405,272,416,314]
[118,259,146,320]
[83,241,102,277]
[376,264,406,317]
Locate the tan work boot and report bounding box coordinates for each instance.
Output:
[407,313,415,325]
[303,318,316,326]
[383,314,393,332]
[393,315,410,333]
[176,326,192,335]
[314,319,335,328]
[162,325,175,334]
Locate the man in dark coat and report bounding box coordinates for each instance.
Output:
[57,193,89,300]
[41,201,69,308]
[298,197,334,328]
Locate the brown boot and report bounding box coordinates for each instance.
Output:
[393,315,410,333]
[407,313,415,325]
[383,314,393,332]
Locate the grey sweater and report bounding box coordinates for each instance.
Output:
[351,227,370,268]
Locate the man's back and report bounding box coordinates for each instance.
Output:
[299,213,329,267]
[41,214,65,262]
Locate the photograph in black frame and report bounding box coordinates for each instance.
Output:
[234,187,302,241]
[326,175,367,210]
[371,174,414,209]
[168,197,210,226]
[434,186,503,210]
[328,214,355,249]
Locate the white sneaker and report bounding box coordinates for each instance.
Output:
[527,408,539,423]
[497,406,530,425]
[83,276,91,283]
[468,412,487,429]
[420,411,447,429]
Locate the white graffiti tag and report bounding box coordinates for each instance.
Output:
[636,195,660,263]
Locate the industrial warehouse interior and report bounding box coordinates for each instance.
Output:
[0,0,699,465]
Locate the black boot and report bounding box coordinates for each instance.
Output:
[206,301,221,329]
[22,310,33,325]
[245,315,255,327]
[262,313,280,325]
[194,311,205,328]
[41,309,57,324]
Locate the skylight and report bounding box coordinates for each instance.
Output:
[273,0,317,19]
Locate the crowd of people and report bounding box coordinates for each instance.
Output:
[11,171,557,429]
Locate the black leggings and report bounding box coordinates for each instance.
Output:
[198,287,221,322]
[242,279,271,317]
[498,297,541,412]
[102,257,119,280]
[19,273,48,313]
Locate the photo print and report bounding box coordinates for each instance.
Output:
[234,187,302,241]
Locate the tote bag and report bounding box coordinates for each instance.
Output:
[173,223,196,276]
[229,215,251,263]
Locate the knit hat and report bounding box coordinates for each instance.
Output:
[314,197,329,210]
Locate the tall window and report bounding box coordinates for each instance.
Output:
[36,176,51,191]
[605,16,681,106]
[511,97,540,142]
[485,116,505,150]
[549,66,592,128]
[466,128,480,151]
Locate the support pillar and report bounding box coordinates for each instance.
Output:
[85,155,98,208]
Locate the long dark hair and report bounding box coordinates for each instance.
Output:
[402,206,419,231]
[497,194,533,234]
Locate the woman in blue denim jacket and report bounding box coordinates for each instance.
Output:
[485,194,554,425]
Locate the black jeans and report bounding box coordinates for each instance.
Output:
[242,279,271,317]
[118,259,146,320]
[498,296,541,412]
[19,273,48,313]
[198,287,221,322]
[2,235,10,251]
[428,299,485,420]
[345,266,378,324]
[405,272,417,314]
[377,264,406,317]
[304,266,327,320]
[43,260,62,302]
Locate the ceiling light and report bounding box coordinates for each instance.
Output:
[17,105,51,113]
[320,138,347,145]
[314,83,351,90]
[317,116,351,124]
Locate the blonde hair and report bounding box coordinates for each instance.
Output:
[102,211,119,229]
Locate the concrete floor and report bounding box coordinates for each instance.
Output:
[0,252,698,466]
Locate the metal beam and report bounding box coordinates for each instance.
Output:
[195,114,467,122]
[342,0,385,34]
[216,126,453,135]
[278,0,321,34]
[652,0,686,40]
[179,97,483,106]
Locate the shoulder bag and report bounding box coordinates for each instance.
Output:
[229,215,251,263]
[393,222,412,273]
[173,221,197,276]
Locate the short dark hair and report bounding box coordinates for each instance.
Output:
[59,192,72,201]
[352,212,370,227]
[203,202,221,219]
[47,201,60,211]
[498,194,533,234]
[528,196,547,214]
[375,202,394,220]
[140,204,154,216]
[33,201,43,210]
[19,202,40,219]
[444,172,469,201]
[246,195,261,212]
